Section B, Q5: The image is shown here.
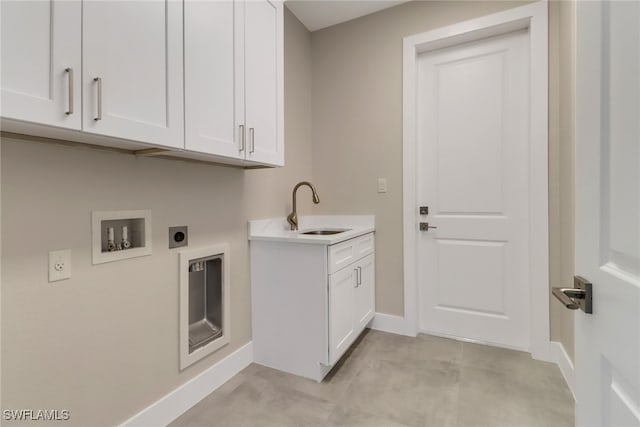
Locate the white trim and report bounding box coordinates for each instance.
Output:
[402,1,550,355]
[368,313,414,336]
[119,342,253,427]
[420,328,529,353]
[549,341,576,399]
[179,243,231,370]
[91,210,152,265]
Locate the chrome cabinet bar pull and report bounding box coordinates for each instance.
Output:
[358,266,362,285]
[354,268,359,287]
[65,68,74,115]
[94,77,102,121]
[239,125,246,152]
[249,127,255,153]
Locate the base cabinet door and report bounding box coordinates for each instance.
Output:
[329,266,357,365]
[355,254,375,331]
[82,0,183,148]
[0,0,81,129]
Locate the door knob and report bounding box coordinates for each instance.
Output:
[419,222,437,231]
[552,276,593,314]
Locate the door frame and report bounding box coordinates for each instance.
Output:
[402,1,550,360]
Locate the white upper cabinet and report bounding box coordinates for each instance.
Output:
[0,0,81,129]
[184,0,244,159]
[0,0,282,167]
[244,0,283,166]
[82,0,184,148]
[185,0,283,166]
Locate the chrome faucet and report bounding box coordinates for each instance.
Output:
[287,181,320,231]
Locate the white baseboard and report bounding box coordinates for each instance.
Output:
[119,342,253,427]
[549,341,575,399]
[369,313,415,337]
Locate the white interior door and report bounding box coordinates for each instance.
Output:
[82,0,183,148]
[0,0,81,129]
[575,1,640,425]
[417,30,531,350]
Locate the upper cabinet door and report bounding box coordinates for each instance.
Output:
[82,1,183,148]
[184,0,244,158]
[244,0,283,166]
[0,0,81,129]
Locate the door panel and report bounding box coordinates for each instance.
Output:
[0,0,81,129]
[436,51,505,214]
[436,240,506,316]
[575,1,640,425]
[329,266,356,365]
[245,0,281,165]
[82,0,183,148]
[417,30,530,349]
[184,0,243,158]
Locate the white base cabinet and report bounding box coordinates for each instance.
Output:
[251,233,375,381]
[330,253,374,365]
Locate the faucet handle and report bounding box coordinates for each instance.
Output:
[287,212,298,231]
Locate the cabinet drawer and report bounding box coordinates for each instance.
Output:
[328,233,374,274]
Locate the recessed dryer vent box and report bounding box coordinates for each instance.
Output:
[179,243,230,370]
[92,210,152,264]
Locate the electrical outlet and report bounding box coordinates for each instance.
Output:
[377,178,388,193]
[169,226,188,249]
[49,249,71,282]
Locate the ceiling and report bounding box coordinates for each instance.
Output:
[285,0,411,32]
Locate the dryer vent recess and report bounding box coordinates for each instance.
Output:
[170,226,188,249]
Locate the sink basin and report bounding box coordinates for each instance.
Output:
[301,228,351,235]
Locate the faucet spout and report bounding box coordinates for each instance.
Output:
[287,181,320,231]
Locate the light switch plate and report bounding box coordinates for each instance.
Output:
[377,178,388,193]
[49,249,71,282]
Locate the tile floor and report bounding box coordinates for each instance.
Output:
[170,330,574,427]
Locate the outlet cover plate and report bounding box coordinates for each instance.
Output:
[169,226,188,249]
[49,249,71,282]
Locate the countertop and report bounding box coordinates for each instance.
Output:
[248,215,375,245]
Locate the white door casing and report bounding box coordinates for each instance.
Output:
[82,0,184,148]
[574,1,640,425]
[403,2,549,358]
[417,30,530,350]
[0,0,81,129]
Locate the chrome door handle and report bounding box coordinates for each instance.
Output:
[65,68,74,115]
[552,275,593,314]
[239,125,246,152]
[419,222,437,231]
[93,77,102,121]
[357,266,362,286]
[354,268,359,287]
[249,127,255,154]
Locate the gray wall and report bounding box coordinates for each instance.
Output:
[1,2,577,425]
[0,8,312,426]
[310,0,575,359]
